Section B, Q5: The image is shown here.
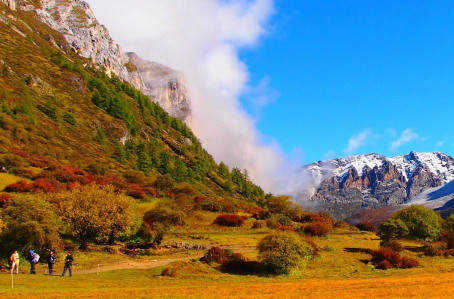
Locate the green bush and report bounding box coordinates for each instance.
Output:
[391,205,442,240]
[378,219,409,242]
[257,231,318,274]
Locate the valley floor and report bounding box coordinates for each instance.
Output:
[1,230,453,298]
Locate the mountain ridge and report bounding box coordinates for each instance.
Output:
[299,151,454,219]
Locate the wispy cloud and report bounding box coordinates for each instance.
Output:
[323,150,336,160]
[436,141,445,147]
[343,128,373,154]
[88,0,291,192]
[390,128,423,151]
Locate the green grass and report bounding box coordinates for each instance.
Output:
[0,173,30,191]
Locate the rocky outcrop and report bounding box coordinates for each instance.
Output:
[31,0,129,80]
[12,0,192,126]
[1,0,16,10]
[126,53,192,125]
[301,152,454,219]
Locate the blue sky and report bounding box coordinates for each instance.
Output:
[240,0,454,164]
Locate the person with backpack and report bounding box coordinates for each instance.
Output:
[27,250,39,274]
[47,251,56,275]
[61,252,73,277]
[9,250,19,274]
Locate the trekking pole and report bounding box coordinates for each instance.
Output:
[11,271,13,289]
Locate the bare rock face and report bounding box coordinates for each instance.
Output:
[1,0,16,10]
[30,0,129,80]
[300,152,454,219]
[126,53,192,125]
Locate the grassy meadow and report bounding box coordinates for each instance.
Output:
[1,228,454,299]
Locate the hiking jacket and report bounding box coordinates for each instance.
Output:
[64,255,74,265]
[48,254,56,264]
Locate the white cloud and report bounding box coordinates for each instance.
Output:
[390,128,423,151]
[323,150,336,160]
[343,128,373,154]
[87,0,287,192]
[437,141,445,147]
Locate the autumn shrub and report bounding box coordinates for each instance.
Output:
[0,193,12,208]
[371,247,419,269]
[356,222,376,232]
[9,167,34,178]
[126,184,146,199]
[297,212,322,223]
[32,178,60,193]
[334,220,355,230]
[399,256,420,269]
[214,214,245,227]
[303,221,332,237]
[4,180,31,192]
[318,212,335,226]
[201,246,229,264]
[423,243,442,257]
[380,240,404,252]
[252,220,267,229]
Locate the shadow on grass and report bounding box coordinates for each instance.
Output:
[343,247,372,254]
[404,246,425,253]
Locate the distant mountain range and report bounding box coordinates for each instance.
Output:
[298,151,454,219]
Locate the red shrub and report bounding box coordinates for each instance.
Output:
[164,190,175,198]
[399,256,419,269]
[376,260,392,270]
[356,221,376,232]
[380,240,404,252]
[201,246,229,264]
[12,148,29,158]
[32,178,59,193]
[244,205,264,215]
[371,247,402,266]
[30,159,49,168]
[303,221,332,237]
[0,193,12,207]
[4,180,32,192]
[214,214,245,227]
[142,186,158,197]
[275,223,296,232]
[298,212,323,223]
[127,184,146,199]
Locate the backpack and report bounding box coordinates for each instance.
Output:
[32,253,40,263]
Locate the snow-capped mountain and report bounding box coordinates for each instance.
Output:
[298,151,454,219]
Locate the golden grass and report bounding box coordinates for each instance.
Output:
[0,173,30,191]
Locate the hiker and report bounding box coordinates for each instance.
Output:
[28,250,39,274]
[9,250,19,274]
[61,252,73,277]
[47,251,56,275]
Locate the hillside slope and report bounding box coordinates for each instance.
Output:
[0,0,264,205]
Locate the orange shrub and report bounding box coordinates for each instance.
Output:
[356,222,376,232]
[214,214,245,227]
[201,246,229,264]
[0,193,12,207]
[303,221,332,237]
[371,247,419,269]
[4,180,31,192]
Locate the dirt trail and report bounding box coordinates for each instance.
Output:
[74,245,255,275]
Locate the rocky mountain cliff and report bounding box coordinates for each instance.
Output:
[6,0,192,126]
[299,152,454,219]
